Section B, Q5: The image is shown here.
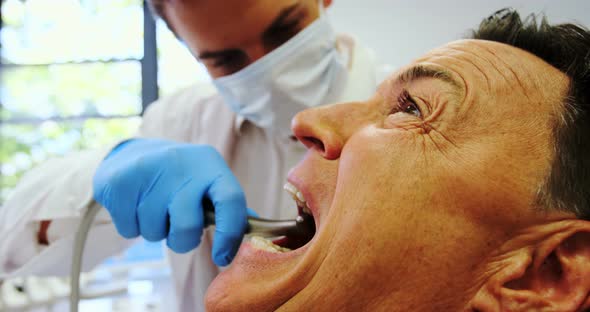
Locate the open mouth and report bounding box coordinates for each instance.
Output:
[249,182,317,253]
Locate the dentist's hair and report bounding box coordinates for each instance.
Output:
[146,0,177,36]
[471,9,590,220]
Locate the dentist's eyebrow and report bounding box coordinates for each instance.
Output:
[262,3,303,38]
[397,65,463,93]
[198,3,302,61]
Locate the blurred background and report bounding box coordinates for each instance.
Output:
[1,1,202,310]
[329,0,590,70]
[0,0,589,311]
[0,0,208,204]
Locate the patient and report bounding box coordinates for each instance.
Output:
[206,9,590,311]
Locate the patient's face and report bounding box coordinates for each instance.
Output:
[205,40,570,311]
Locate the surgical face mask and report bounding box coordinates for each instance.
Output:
[213,8,348,137]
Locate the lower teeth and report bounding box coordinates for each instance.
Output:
[250,236,291,253]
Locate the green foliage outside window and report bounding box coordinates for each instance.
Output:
[0,0,210,202]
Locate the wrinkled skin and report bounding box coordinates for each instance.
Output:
[205,39,589,311]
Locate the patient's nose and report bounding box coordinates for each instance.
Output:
[291,102,370,160]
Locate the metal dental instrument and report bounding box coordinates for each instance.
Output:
[201,198,315,238]
[71,199,314,312]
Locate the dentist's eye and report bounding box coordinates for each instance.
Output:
[264,20,300,47]
[213,55,240,68]
[395,90,422,118]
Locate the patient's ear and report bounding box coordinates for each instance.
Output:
[470,222,590,312]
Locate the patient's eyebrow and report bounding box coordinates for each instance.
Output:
[397,65,462,92]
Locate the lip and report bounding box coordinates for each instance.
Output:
[232,225,317,268]
[208,159,332,310]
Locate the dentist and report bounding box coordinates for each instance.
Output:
[0,0,378,310]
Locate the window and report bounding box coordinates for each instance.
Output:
[0,0,210,202]
[157,19,210,96]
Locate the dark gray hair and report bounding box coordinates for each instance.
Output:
[471,9,590,220]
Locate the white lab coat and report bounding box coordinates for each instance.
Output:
[0,34,379,311]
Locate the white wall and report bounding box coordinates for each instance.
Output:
[328,0,590,69]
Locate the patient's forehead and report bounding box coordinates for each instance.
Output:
[414,39,569,106]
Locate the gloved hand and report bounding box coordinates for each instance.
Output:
[93,138,248,266]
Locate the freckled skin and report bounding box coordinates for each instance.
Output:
[205,40,572,311]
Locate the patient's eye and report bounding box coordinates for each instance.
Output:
[395,90,422,118]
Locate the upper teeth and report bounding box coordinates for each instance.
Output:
[284,182,312,215]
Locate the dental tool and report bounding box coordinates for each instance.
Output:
[202,198,315,238]
[70,199,315,312]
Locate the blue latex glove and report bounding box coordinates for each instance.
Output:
[93,138,248,266]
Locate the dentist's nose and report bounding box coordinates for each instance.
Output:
[291,101,374,160]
